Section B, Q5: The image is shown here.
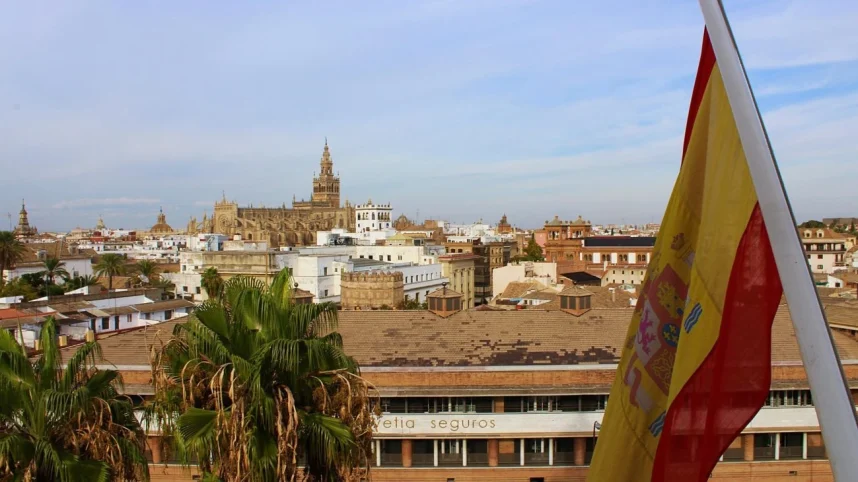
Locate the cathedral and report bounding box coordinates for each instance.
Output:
[208,141,355,246]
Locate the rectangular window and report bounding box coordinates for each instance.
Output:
[196,286,201,294]
[398,255,403,260]
[183,286,188,292]
[324,267,328,276]
[817,265,823,270]
[126,314,132,323]
[324,289,329,297]
[818,254,823,259]
[387,255,391,261]
[164,310,173,319]
[113,316,120,330]
[101,318,109,330]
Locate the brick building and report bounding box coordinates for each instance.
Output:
[57,292,858,481]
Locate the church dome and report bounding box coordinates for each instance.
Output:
[150,208,174,233]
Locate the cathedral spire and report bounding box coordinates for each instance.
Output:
[320,139,333,176]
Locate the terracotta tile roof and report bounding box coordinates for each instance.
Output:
[830,272,858,284]
[522,288,559,301]
[0,308,53,328]
[558,286,593,297]
[498,281,542,299]
[427,287,463,299]
[338,309,630,367]
[132,299,195,314]
[773,305,858,362]
[824,303,858,330]
[52,304,858,371]
[58,318,187,366]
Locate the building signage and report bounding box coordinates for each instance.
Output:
[373,407,821,437]
[374,413,602,437]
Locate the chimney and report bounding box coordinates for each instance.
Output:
[559,285,593,316]
[610,288,616,302]
[427,283,463,318]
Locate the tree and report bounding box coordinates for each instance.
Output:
[523,237,544,262]
[799,220,826,228]
[200,267,224,300]
[0,316,149,481]
[0,231,25,288]
[93,253,126,291]
[0,277,39,301]
[134,260,159,286]
[147,269,376,481]
[38,256,70,288]
[64,274,100,291]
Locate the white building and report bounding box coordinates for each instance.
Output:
[4,255,93,282]
[356,199,393,233]
[799,228,848,275]
[492,262,558,298]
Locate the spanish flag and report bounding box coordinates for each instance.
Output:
[586,25,785,482]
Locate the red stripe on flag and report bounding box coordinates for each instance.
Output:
[651,204,783,481]
[683,30,716,160]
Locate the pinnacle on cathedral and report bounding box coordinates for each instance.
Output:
[320,138,334,176]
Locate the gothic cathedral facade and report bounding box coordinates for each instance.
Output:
[211,141,355,246]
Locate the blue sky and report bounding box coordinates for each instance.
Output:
[1,0,856,231]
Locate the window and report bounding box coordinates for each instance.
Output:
[387,255,391,261]
[818,254,823,259]
[195,286,201,294]
[126,314,132,323]
[324,289,329,297]
[183,286,188,292]
[369,255,374,260]
[324,267,328,276]
[817,265,823,270]
[113,316,120,330]
[101,318,109,330]
[398,255,403,261]
[164,310,173,319]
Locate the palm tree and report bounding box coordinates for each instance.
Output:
[38,256,70,287]
[0,316,149,481]
[64,274,100,291]
[200,266,223,300]
[148,269,376,481]
[134,260,159,286]
[93,253,126,291]
[0,231,25,287]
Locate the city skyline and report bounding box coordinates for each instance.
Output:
[2,0,857,230]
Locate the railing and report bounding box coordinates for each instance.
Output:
[524,452,549,465]
[438,453,463,466]
[411,453,434,467]
[380,453,402,466]
[468,453,489,466]
[554,452,576,466]
[722,447,745,461]
[779,446,804,460]
[754,447,775,460]
[498,453,519,466]
[807,446,826,459]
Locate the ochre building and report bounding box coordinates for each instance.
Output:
[211,141,356,246]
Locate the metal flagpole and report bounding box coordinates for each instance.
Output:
[699,0,858,479]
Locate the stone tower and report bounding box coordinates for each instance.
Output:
[311,139,341,208]
[14,199,35,236]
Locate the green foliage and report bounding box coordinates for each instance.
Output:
[0,231,25,288]
[0,317,149,481]
[396,298,425,310]
[64,275,100,291]
[799,220,826,228]
[0,277,39,301]
[38,257,70,287]
[93,254,126,291]
[148,269,376,481]
[200,267,224,300]
[522,237,544,261]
